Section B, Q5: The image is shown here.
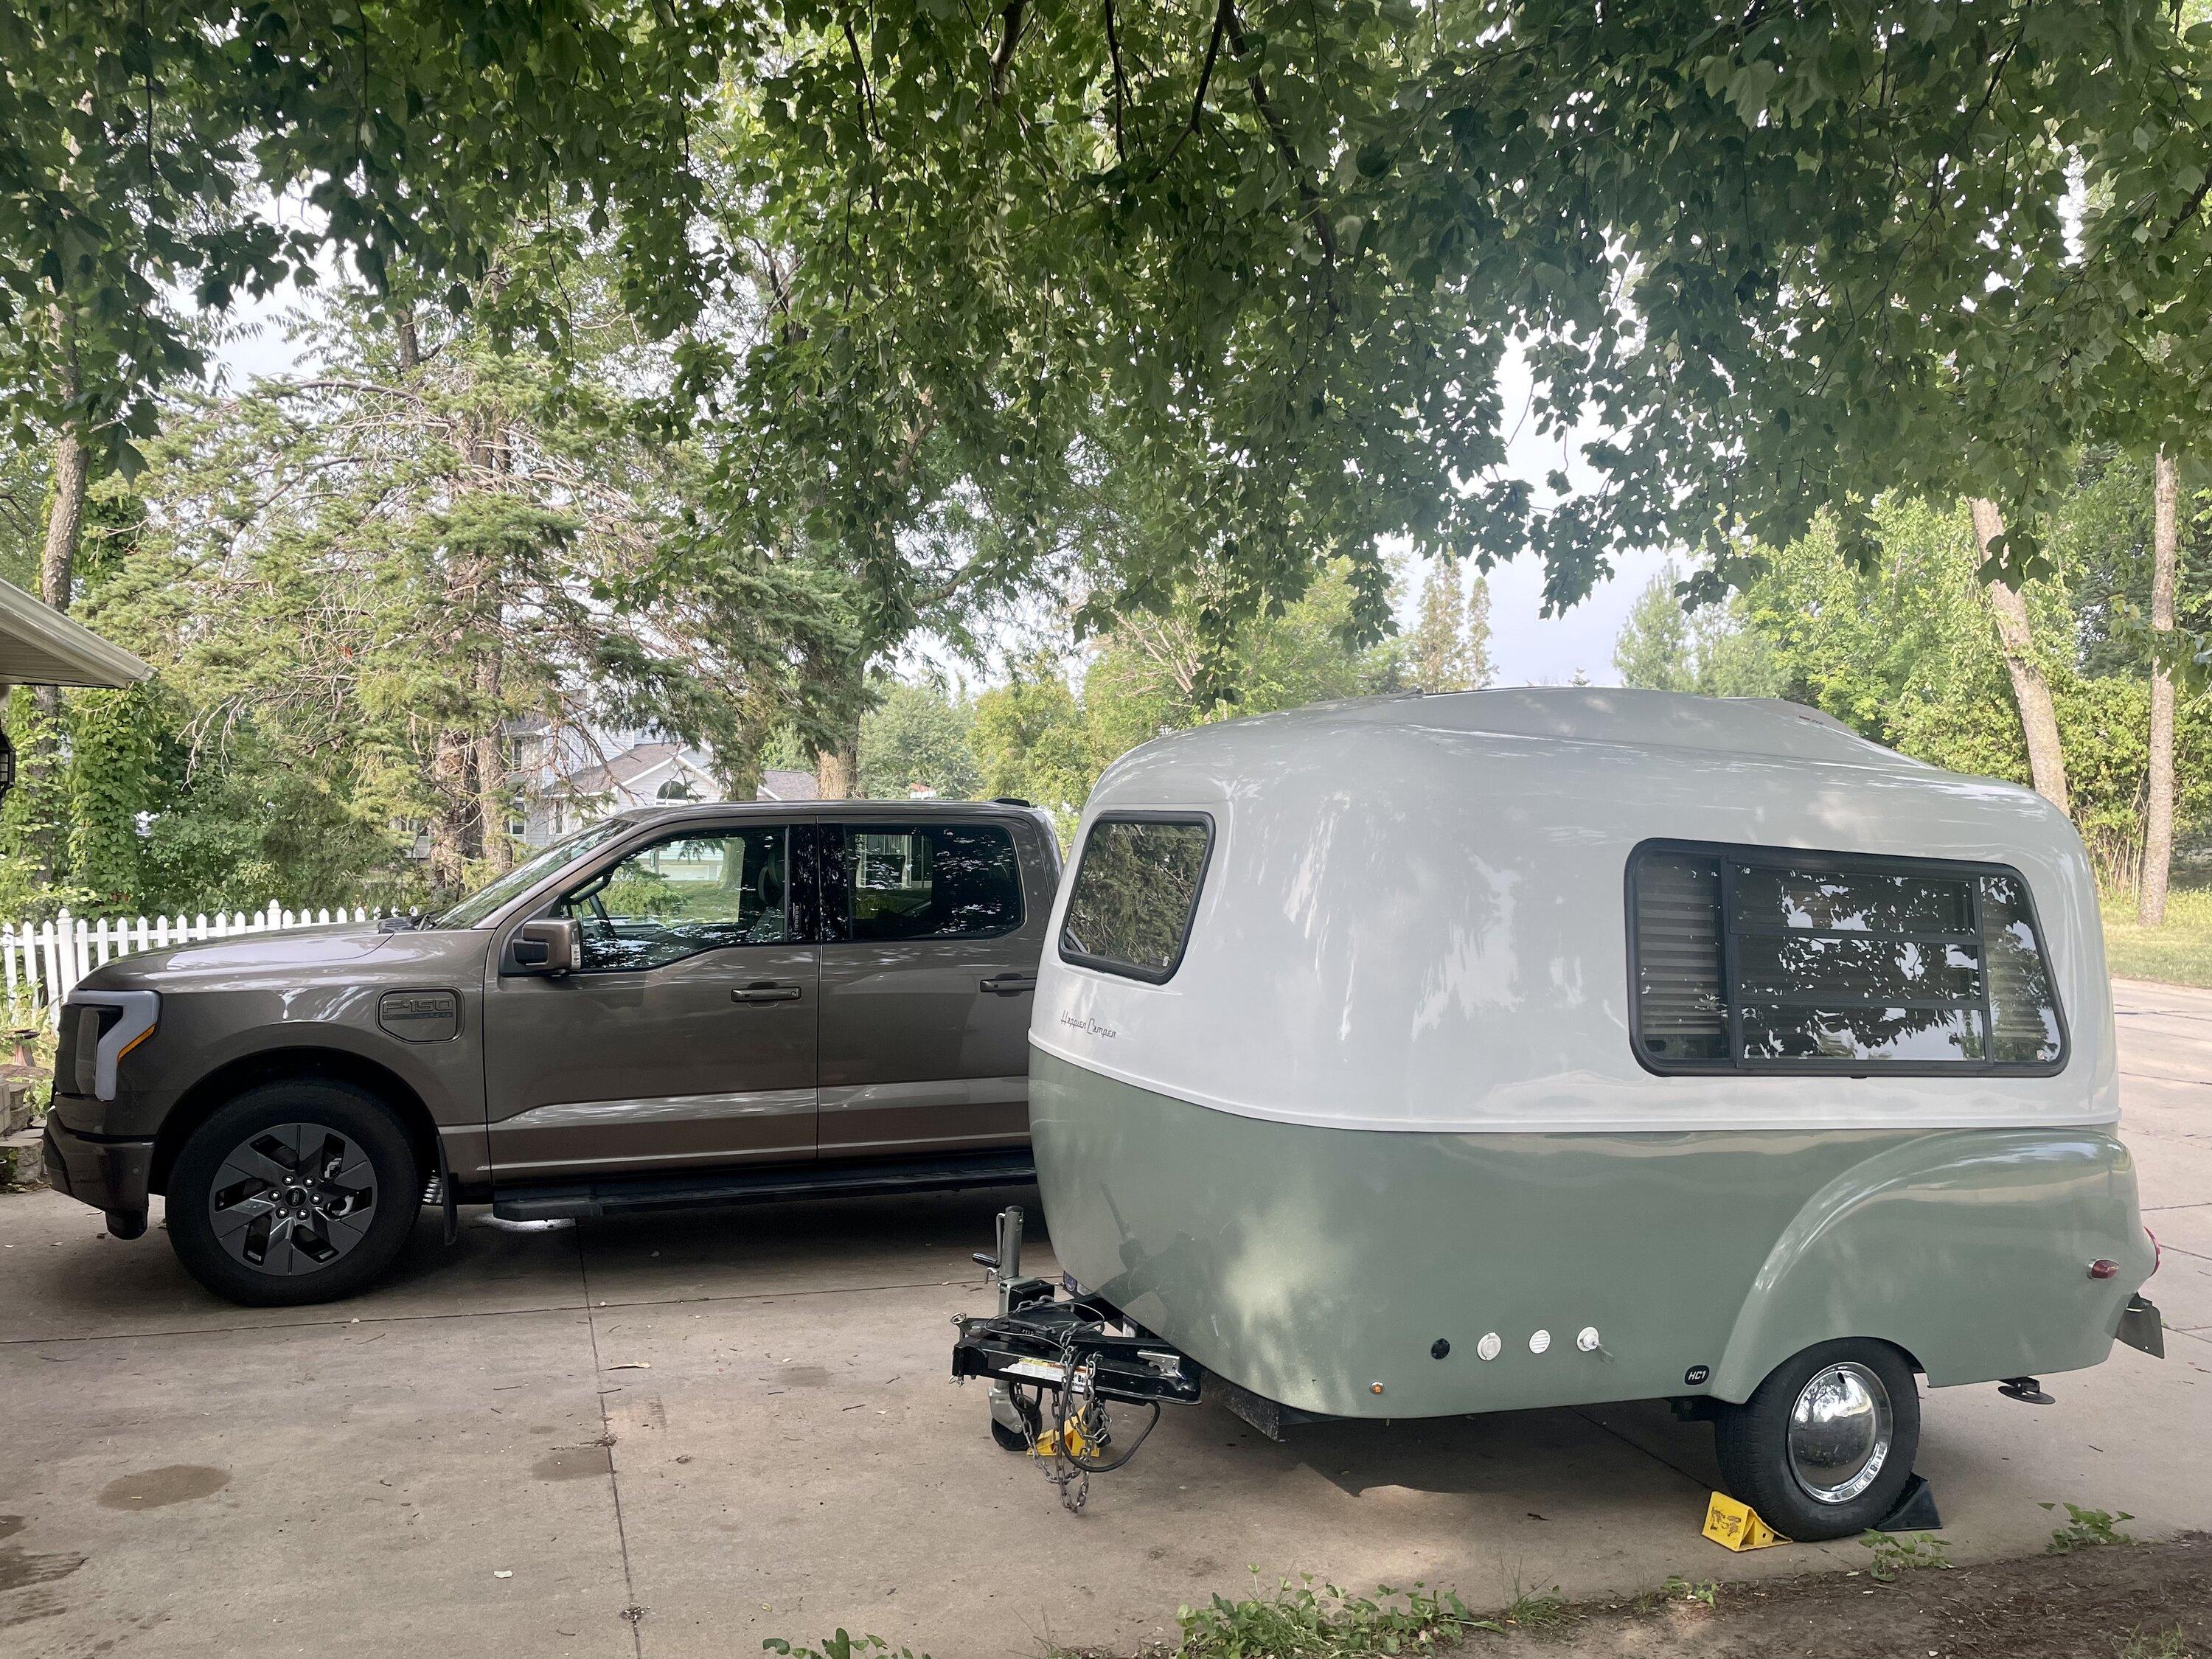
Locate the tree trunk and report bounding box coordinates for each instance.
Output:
[35,349,88,715]
[28,341,89,883]
[473,650,514,877]
[1969,498,2071,815]
[427,730,476,893]
[2140,450,2180,925]
[41,426,86,616]
[815,739,858,801]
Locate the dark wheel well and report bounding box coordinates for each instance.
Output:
[153,1049,437,1197]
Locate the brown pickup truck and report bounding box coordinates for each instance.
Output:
[41,800,1060,1305]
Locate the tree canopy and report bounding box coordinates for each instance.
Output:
[13,3,2212,588]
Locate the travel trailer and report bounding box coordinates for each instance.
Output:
[958,688,2163,1539]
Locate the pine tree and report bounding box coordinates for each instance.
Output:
[1409,563,1492,692]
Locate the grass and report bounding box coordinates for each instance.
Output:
[2115,1627,2194,1659]
[2100,887,2212,987]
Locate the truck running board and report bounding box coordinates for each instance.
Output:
[490,1149,1037,1222]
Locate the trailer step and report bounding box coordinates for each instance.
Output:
[491,1150,1037,1221]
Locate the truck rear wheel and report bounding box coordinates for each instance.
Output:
[167,1081,421,1307]
[1712,1338,1920,1542]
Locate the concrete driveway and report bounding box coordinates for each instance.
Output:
[3,981,2207,1659]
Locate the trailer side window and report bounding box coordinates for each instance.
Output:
[1629,843,2067,1074]
[1060,815,1213,983]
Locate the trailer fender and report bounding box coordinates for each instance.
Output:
[1711,1128,2148,1402]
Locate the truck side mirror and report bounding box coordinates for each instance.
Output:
[511,917,581,975]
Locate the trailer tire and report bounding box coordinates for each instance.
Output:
[1713,1338,1919,1542]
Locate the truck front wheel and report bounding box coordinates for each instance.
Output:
[166,1081,422,1307]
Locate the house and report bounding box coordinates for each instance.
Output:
[515,735,821,847]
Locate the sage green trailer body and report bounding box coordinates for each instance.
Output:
[1033,1050,2153,1416]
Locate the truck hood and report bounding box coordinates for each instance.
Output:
[74,922,487,991]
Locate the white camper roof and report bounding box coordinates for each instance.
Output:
[1032,687,2114,1138]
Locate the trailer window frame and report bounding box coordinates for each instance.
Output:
[1057,811,1217,985]
[1624,838,2070,1079]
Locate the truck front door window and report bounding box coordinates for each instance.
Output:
[562,828,790,972]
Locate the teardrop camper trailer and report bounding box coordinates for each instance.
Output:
[955,687,2165,1537]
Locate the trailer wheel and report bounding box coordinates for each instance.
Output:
[1712,1338,1919,1542]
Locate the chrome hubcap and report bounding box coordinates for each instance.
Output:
[208,1122,377,1276]
[1787,1361,1893,1504]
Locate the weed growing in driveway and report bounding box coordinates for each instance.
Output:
[1657,1574,1720,1609]
[765,1635,925,1659]
[1859,1530,1952,1582]
[2115,1625,2194,1659]
[1498,1581,1571,1631]
[2044,1502,2136,1554]
[1171,1571,1500,1656]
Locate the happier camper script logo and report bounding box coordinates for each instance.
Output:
[1059,1011,1119,1040]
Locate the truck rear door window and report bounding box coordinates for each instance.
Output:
[831,823,1023,942]
[1059,815,1213,984]
[1629,842,2067,1073]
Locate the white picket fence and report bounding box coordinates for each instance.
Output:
[3,905,384,1027]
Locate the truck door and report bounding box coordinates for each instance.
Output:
[482,820,818,1181]
[816,815,1041,1158]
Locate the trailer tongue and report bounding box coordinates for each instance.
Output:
[950,1206,1201,1511]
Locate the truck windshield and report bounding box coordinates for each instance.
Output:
[431,819,633,928]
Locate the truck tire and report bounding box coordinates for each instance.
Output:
[167,1081,422,1307]
[1712,1338,1920,1542]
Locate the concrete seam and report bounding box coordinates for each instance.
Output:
[578,1231,647,1659]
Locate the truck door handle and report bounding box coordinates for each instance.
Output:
[980,974,1036,995]
[731,981,803,1004]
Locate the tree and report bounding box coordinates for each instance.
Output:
[1719,496,2212,888]
[13,3,2212,741]
[859,681,982,800]
[1613,569,1699,694]
[2142,451,2180,924]
[1408,564,1494,693]
[710,1,2212,659]
[971,661,1101,837]
[973,558,1405,838]
[4,258,841,913]
[1971,498,2071,814]
[1613,567,1783,699]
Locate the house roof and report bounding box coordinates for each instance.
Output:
[757,768,821,801]
[559,741,692,797]
[0,575,150,689]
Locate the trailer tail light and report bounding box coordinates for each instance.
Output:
[2089,1260,2118,1280]
[2147,1228,2161,1278]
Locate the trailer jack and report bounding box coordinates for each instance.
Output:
[951,1206,1202,1512]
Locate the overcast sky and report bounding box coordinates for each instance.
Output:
[208,296,1664,689]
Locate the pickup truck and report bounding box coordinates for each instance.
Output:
[41,799,1060,1305]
